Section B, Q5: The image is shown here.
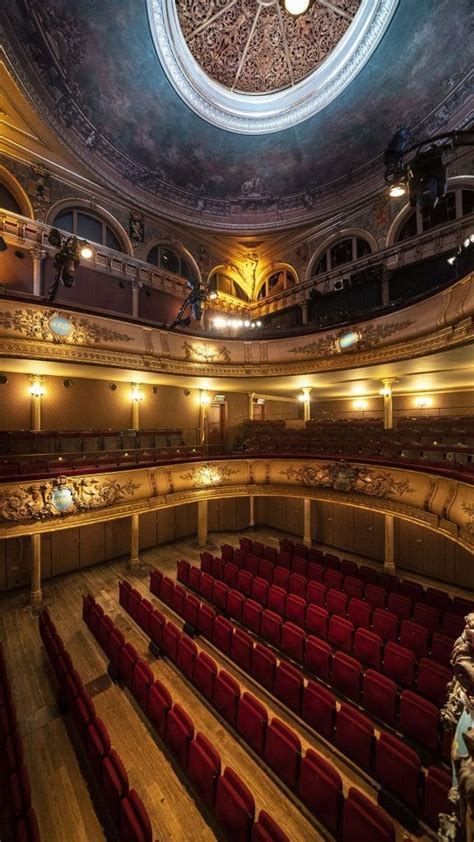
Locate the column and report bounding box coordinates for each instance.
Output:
[301,300,309,325]
[131,400,140,432]
[381,269,392,306]
[29,377,45,432]
[31,247,46,297]
[197,500,208,547]
[129,513,140,570]
[381,379,395,430]
[248,392,255,420]
[30,533,42,609]
[249,495,255,527]
[303,498,312,546]
[131,280,141,319]
[302,388,312,423]
[384,514,396,572]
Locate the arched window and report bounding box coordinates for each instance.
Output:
[257,268,296,299]
[0,183,22,215]
[395,188,474,243]
[313,236,373,276]
[52,207,124,252]
[147,244,198,283]
[209,272,250,301]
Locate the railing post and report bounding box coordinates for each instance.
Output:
[30,533,42,610]
[384,514,396,572]
[249,495,255,527]
[128,513,140,570]
[303,498,312,545]
[31,247,46,297]
[197,500,208,547]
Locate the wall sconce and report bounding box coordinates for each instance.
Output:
[379,387,391,397]
[29,377,45,398]
[414,396,432,408]
[353,400,368,410]
[298,388,311,403]
[130,384,144,402]
[200,391,211,406]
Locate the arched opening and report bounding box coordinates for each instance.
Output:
[48,200,132,255]
[0,166,35,218]
[147,243,200,284]
[256,266,297,300]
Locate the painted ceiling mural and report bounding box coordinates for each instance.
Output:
[1,0,473,230]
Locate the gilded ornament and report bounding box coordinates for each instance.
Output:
[183,340,231,363]
[0,309,132,345]
[290,318,416,357]
[281,461,414,499]
[180,463,238,488]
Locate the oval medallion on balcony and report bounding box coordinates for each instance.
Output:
[148,0,399,133]
[48,314,74,339]
[50,485,75,514]
[338,330,360,350]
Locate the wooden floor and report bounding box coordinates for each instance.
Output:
[0,527,442,842]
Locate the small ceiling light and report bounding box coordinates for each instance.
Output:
[415,396,432,408]
[80,243,93,259]
[130,384,144,402]
[284,0,310,15]
[29,378,45,398]
[353,399,368,410]
[244,320,251,327]
[388,182,406,198]
[447,255,457,266]
[200,391,210,405]
[256,320,262,327]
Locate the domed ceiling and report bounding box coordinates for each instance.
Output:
[1,0,473,231]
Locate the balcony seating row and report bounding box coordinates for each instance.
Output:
[0,643,40,842]
[124,577,451,834]
[38,609,154,842]
[0,428,187,456]
[208,549,462,665]
[230,537,474,623]
[167,564,449,759]
[82,594,289,842]
[190,558,452,708]
[117,584,411,840]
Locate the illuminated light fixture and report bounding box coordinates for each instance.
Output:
[379,387,391,397]
[388,182,406,198]
[338,331,360,350]
[284,0,310,15]
[130,384,144,402]
[79,243,93,259]
[244,320,251,327]
[415,396,432,408]
[200,391,210,405]
[353,399,368,410]
[298,388,311,402]
[208,290,218,300]
[447,255,457,265]
[29,378,45,398]
[256,320,262,327]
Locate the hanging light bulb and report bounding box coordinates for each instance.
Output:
[284,0,310,15]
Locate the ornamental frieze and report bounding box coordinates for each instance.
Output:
[280,462,414,499]
[179,463,238,488]
[183,340,231,363]
[290,318,416,357]
[0,475,141,523]
[463,501,474,533]
[0,309,132,344]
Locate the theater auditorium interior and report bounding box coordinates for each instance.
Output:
[0,1,473,841]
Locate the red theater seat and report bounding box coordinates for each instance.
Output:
[250,644,276,692]
[342,787,395,842]
[305,604,328,638]
[251,577,268,606]
[252,811,289,842]
[359,566,379,586]
[150,568,162,597]
[239,537,253,553]
[214,581,230,613]
[417,658,451,706]
[188,566,202,594]
[431,633,455,668]
[90,603,104,639]
[230,628,253,673]
[341,560,358,579]
[423,766,452,829]
[291,556,307,578]
[147,680,171,740]
[108,628,125,673]
[98,615,114,655]
[336,705,374,772]
[383,642,415,687]
[245,554,259,577]
[362,670,397,726]
[364,584,386,611]
[387,593,412,622]
[301,681,336,740]
[176,636,198,681]
[264,719,301,790]
[372,609,398,643]
[328,616,354,653]
[278,550,292,570]
[212,558,224,580]
[215,767,255,842]
[163,622,181,663]
[306,580,327,607]
[375,731,421,812]
[453,596,474,616]
[261,610,282,649]
[177,559,190,584]
[237,569,253,597]
[224,563,239,590]
[253,541,265,558]
[273,566,290,589]
[399,691,440,752]
[274,662,303,714]
[149,609,165,650]
[9,766,32,820]
[304,636,332,680]
[118,580,132,611]
[213,616,233,656]
[281,622,305,664]
[136,598,153,635]
[307,562,324,582]
[299,749,343,837]
[227,589,245,623]
[324,553,339,570]
[285,594,306,628]
[400,579,425,604]
[187,733,221,809]
[354,628,382,669]
[182,594,200,629]
[131,661,154,711]
[258,558,273,584]
[15,808,40,842]
[347,598,372,630]
[288,573,306,598]
[221,544,234,563]
[82,593,96,625]
[119,789,152,842]
[327,589,348,618]
[242,599,262,635]
[199,572,214,603]
[237,693,268,755]
[194,652,218,701]
[324,570,343,591]
[213,671,240,725]
[343,576,364,602]
[425,587,451,613]
[197,604,215,639]
[442,613,465,639]
[267,585,286,617]
[102,748,129,823]
[87,718,111,780]
[119,643,139,689]
[159,577,174,607]
[166,704,194,768]
[332,652,362,702]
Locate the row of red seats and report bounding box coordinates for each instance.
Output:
[118,581,412,841]
[38,609,154,842]
[222,539,471,634]
[0,643,40,842]
[82,594,289,842]
[179,561,449,752]
[146,568,452,826]
[199,554,454,675]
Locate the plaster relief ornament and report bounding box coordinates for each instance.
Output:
[0,476,141,523]
[440,614,474,841]
[180,463,238,488]
[281,462,414,499]
[0,309,132,345]
[183,340,231,363]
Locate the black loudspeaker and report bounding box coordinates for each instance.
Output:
[334,278,345,291]
[148,641,162,658]
[183,622,197,638]
[378,789,418,833]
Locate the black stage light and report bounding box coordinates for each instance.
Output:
[47,228,62,248]
[60,259,76,287]
[176,316,191,328]
[409,153,446,211]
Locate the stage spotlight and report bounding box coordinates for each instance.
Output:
[408,154,446,211]
[47,228,62,248]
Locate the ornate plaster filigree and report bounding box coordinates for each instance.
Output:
[463,501,474,533]
[0,309,132,345]
[148,0,399,134]
[0,475,141,523]
[290,318,416,356]
[182,340,231,363]
[179,462,238,488]
[281,461,414,499]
